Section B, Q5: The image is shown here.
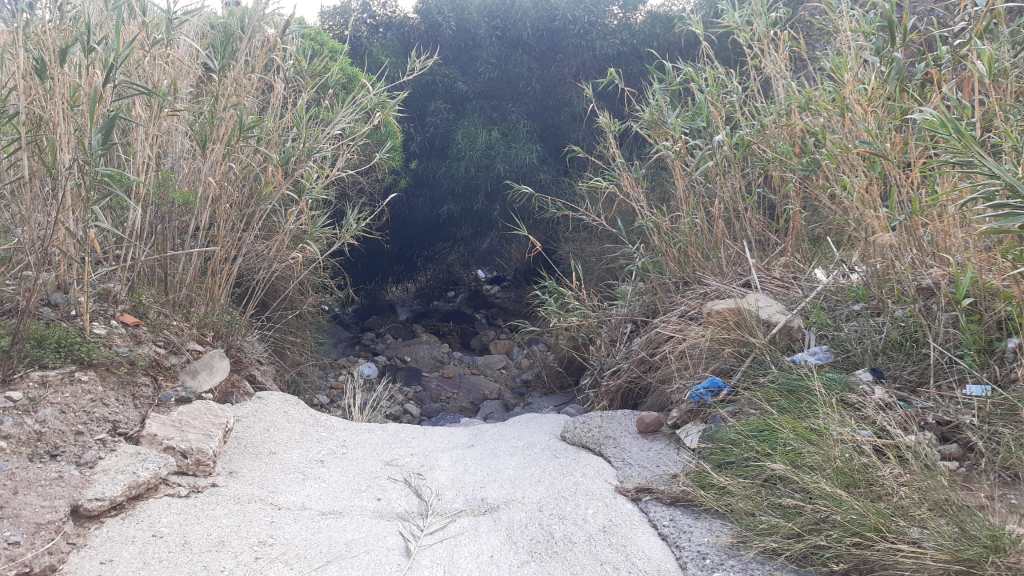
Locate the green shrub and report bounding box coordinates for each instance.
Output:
[682,371,1024,575]
[14,323,104,369]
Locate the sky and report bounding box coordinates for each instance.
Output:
[282,0,418,23]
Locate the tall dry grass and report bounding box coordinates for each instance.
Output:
[516,0,1024,572]
[0,0,432,369]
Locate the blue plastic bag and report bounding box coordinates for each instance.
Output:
[686,376,732,405]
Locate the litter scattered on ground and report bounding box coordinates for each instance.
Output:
[788,345,834,366]
[676,422,707,449]
[355,362,379,380]
[115,312,143,327]
[962,384,993,398]
[850,367,886,384]
[685,377,732,406]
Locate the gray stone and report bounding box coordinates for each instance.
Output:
[47,292,69,307]
[640,500,808,576]
[417,373,506,416]
[561,410,693,490]
[139,401,233,476]
[475,354,510,372]
[559,404,585,417]
[476,399,509,423]
[422,412,464,427]
[177,349,231,396]
[380,334,450,372]
[2,390,23,404]
[76,444,175,517]
[522,390,576,414]
[403,402,421,420]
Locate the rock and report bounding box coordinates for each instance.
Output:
[488,339,515,356]
[476,399,509,423]
[417,373,507,416]
[403,403,421,420]
[420,403,445,419]
[640,501,805,576]
[76,444,175,516]
[243,365,279,392]
[382,365,423,388]
[475,354,510,373]
[937,443,964,461]
[3,390,24,403]
[521,391,576,414]
[212,375,254,405]
[177,349,231,396]
[139,401,233,476]
[380,334,450,372]
[636,412,665,434]
[47,292,69,307]
[313,394,331,407]
[938,461,961,472]
[559,404,584,417]
[469,334,489,353]
[383,323,415,341]
[356,362,379,380]
[702,293,804,344]
[422,412,464,426]
[561,411,693,490]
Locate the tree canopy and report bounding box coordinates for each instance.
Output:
[320,0,695,287]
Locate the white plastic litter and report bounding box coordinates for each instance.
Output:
[788,345,834,366]
[355,362,379,380]
[962,384,992,397]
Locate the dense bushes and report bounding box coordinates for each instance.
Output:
[0,1,430,369]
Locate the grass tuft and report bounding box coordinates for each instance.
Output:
[679,371,1024,575]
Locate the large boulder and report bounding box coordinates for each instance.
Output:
[76,444,175,517]
[139,401,233,476]
[702,293,804,345]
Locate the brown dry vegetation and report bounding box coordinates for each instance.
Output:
[0,1,432,375]
[517,0,1024,573]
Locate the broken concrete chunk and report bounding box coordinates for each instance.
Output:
[76,444,175,516]
[140,400,233,476]
[702,293,804,344]
[562,410,693,491]
[177,349,231,396]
